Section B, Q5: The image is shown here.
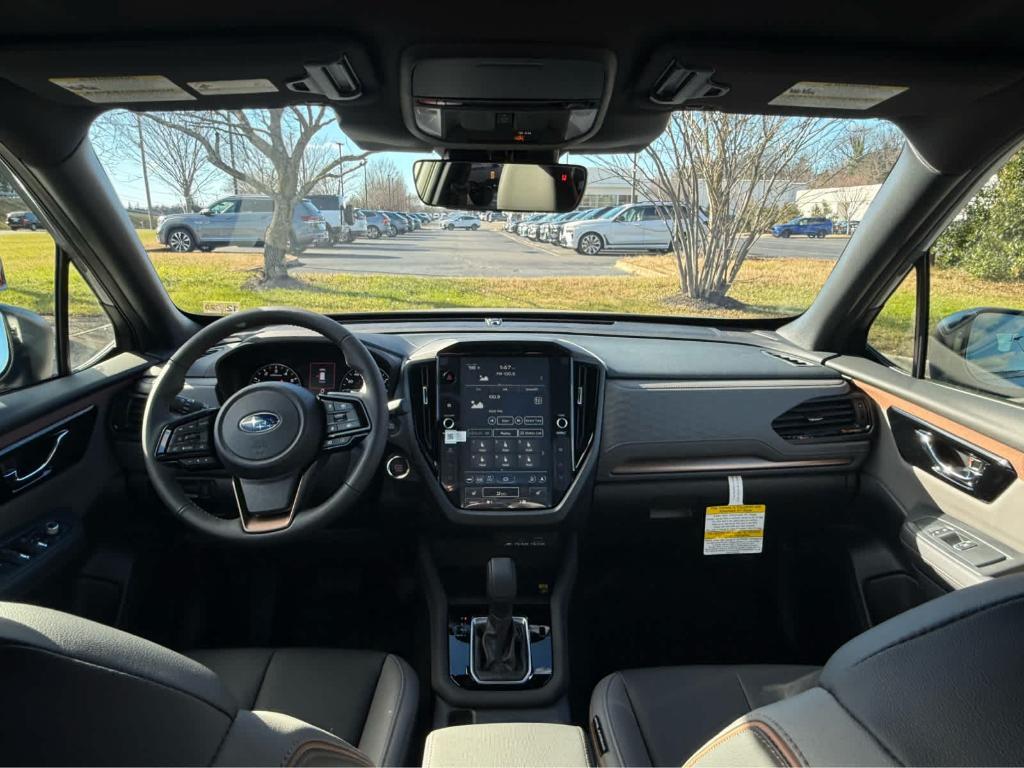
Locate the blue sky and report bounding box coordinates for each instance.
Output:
[94,114,436,209]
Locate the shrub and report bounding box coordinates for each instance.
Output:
[934,152,1024,280]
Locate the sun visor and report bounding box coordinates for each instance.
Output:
[0,38,377,112]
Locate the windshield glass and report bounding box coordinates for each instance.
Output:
[87,107,903,319]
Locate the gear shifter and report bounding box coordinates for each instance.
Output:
[473,557,530,683]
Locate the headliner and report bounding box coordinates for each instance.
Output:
[1,1,1023,171]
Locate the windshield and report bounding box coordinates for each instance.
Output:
[87,107,903,319]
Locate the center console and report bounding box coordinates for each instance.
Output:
[423,723,590,768]
[406,340,603,720]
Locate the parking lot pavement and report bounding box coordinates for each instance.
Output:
[293,227,627,278]
[746,234,848,260]
[136,227,847,278]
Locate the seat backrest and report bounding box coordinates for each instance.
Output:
[684,574,1024,767]
[0,602,374,766]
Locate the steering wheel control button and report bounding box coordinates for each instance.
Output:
[318,395,372,451]
[385,455,411,479]
[163,415,213,456]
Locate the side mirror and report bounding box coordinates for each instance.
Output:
[931,308,1024,395]
[413,160,586,213]
[0,304,57,391]
[0,310,10,382]
[200,208,213,216]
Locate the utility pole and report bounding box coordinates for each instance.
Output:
[336,141,345,200]
[135,114,155,228]
[631,152,638,204]
[227,112,238,195]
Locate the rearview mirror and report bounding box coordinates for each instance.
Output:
[412,160,587,212]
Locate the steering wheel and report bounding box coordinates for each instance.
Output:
[142,308,388,541]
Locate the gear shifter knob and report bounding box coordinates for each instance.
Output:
[486,557,517,605]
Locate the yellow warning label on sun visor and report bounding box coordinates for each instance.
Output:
[703,504,766,555]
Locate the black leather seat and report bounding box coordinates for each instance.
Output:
[0,602,418,766]
[188,647,417,764]
[592,574,1024,767]
[590,664,820,766]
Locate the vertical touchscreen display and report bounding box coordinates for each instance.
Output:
[459,357,552,508]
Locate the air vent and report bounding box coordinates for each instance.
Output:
[771,393,872,442]
[409,361,437,465]
[110,393,147,438]
[763,350,814,367]
[572,361,600,469]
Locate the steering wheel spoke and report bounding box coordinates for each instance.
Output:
[319,391,373,452]
[153,408,221,470]
[232,471,312,533]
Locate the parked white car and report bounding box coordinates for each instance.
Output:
[560,203,678,255]
[443,214,481,230]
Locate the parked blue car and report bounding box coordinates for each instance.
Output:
[770,216,833,238]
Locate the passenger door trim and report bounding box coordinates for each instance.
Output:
[853,379,1024,477]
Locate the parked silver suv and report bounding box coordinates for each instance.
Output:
[156,195,328,253]
[560,202,678,255]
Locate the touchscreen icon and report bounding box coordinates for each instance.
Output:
[470,401,485,410]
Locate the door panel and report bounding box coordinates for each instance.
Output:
[830,356,1024,589]
[0,407,96,503]
[0,353,148,599]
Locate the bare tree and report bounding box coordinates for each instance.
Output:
[91,110,224,211]
[148,108,370,283]
[593,112,847,303]
[361,158,409,210]
[832,185,875,225]
[827,122,904,186]
[141,115,223,210]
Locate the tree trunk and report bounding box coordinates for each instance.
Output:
[263,196,294,283]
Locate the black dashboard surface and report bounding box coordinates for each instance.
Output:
[185,323,842,384]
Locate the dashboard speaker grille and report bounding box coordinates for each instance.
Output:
[771,393,872,442]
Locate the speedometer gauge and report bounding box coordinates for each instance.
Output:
[339,366,390,391]
[249,363,301,386]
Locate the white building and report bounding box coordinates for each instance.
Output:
[579,167,638,208]
[795,183,881,221]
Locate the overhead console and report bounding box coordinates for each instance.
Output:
[401,49,616,150]
[407,341,603,524]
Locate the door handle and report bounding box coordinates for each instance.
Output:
[2,429,69,490]
[914,428,987,490]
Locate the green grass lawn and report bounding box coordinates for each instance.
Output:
[2,231,1021,366]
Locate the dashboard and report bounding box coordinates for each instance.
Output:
[158,320,875,526]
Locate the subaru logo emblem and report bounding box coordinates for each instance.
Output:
[238,412,281,434]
